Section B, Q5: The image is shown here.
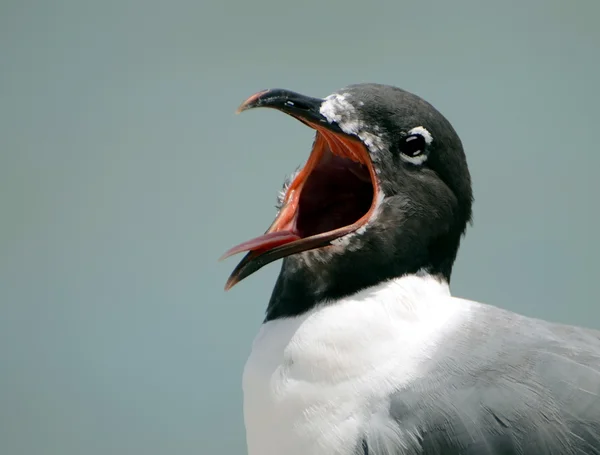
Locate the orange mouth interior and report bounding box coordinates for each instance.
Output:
[221,124,379,260]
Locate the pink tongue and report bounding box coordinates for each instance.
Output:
[220,231,301,260]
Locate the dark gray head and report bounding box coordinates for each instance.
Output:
[222,83,473,320]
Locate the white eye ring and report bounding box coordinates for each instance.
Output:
[399,126,433,165]
[408,126,433,145]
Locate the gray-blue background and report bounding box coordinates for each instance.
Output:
[1,0,598,453]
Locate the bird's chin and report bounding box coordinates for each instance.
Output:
[221,90,381,290]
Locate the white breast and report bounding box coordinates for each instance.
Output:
[242,274,472,455]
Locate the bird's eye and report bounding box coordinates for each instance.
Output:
[400,134,426,158]
[398,126,433,165]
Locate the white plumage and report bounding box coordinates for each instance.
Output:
[243,273,473,455]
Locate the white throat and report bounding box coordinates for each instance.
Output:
[242,273,471,455]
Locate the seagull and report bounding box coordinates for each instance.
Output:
[221,84,600,455]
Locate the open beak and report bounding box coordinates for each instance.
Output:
[221,89,380,290]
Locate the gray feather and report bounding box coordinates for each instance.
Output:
[361,304,600,454]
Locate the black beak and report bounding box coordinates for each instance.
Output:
[236,88,343,133]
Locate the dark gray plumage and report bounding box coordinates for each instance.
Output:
[264,84,473,321]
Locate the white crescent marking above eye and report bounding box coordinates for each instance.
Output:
[408,126,433,145]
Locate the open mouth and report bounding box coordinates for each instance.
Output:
[221,89,380,289]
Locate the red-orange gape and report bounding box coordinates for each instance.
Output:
[221,89,380,290]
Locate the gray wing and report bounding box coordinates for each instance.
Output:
[359,305,600,455]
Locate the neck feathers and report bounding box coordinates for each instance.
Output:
[265,266,451,322]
